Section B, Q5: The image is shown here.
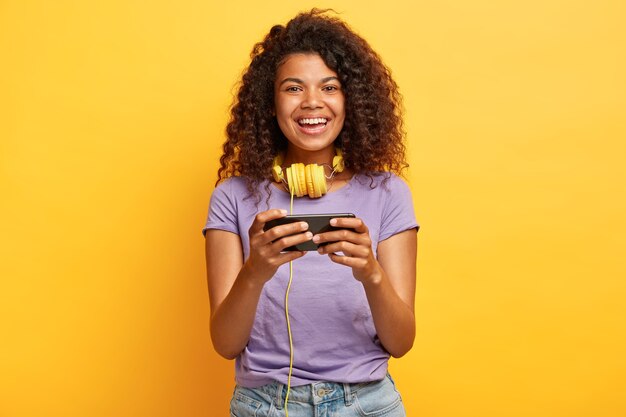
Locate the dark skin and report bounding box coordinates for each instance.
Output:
[206,53,417,360]
[206,210,417,359]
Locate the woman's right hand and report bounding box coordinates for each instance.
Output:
[243,209,311,284]
[206,209,309,359]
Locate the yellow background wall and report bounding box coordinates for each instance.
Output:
[1,0,625,416]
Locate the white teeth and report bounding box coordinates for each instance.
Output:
[299,118,328,125]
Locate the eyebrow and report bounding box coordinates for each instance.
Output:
[278,76,340,86]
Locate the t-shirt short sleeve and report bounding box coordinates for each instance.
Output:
[378,176,419,242]
[202,179,240,236]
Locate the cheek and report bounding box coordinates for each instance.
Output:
[275,98,297,118]
[275,111,294,136]
[275,117,291,135]
[333,105,346,121]
[331,96,346,118]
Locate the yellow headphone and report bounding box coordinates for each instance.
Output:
[272,149,345,198]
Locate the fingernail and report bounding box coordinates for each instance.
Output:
[279,209,287,214]
[330,219,337,226]
[312,235,320,243]
[305,232,313,239]
[300,222,308,230]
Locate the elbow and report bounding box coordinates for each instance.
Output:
[388,340,414,359]
[217,350,239,361]
[211,340,242,360]
[210,327,243,360]
[387,328,415,358]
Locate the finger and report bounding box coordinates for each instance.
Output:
[328,253,369,268]
[271,231,314,252]
[277,250,307,264]
[249,209,287,235]
[260,223,308,248]
[313,228,370,247]
[261,221,309,246]
[317,241,368,258]
[330,217,368,234]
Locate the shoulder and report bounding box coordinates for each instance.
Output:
[352,172,411,193]
[211,176,275,211]
[209,177,249,209]
[351,173,414,216]
[214,176,248,192]
[211,176,253,198]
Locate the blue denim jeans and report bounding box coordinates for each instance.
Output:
[230,373,406,417]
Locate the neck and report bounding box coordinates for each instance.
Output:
[283,146,335,167]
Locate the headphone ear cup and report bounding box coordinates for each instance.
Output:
[296,163,307,197]
[311,164,322,198]
[286,165,295,194]
[294,165,303,197]
[289,163,304,197]
[305,164,315,198]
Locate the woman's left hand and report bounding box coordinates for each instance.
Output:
[312,217,383,285]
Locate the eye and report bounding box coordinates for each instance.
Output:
[285,85,302,93]
[322,85,340,92]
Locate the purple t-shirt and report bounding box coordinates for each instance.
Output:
[204,173,418,387]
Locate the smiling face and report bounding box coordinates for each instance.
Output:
[274,53,345,163]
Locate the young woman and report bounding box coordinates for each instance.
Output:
[204,9,419,417]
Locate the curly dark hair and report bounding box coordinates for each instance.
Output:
[217,9,407,197]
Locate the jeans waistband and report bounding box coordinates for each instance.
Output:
[259,378,377,408]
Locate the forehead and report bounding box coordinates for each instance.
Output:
[275,53,338,80]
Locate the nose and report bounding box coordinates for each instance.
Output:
[301,89,323,109]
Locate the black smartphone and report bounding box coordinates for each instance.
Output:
[263,213,356,251]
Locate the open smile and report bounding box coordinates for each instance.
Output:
[296,117,330,135]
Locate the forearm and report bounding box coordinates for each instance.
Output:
[362,269,415,358]
[206,212,310,360]
[315,222,417,357]
[210,263,266,359]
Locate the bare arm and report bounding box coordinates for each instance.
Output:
[365,230,417,357]
[205,209,312,359]
[205,229,262,360]
[314,220,417,357]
